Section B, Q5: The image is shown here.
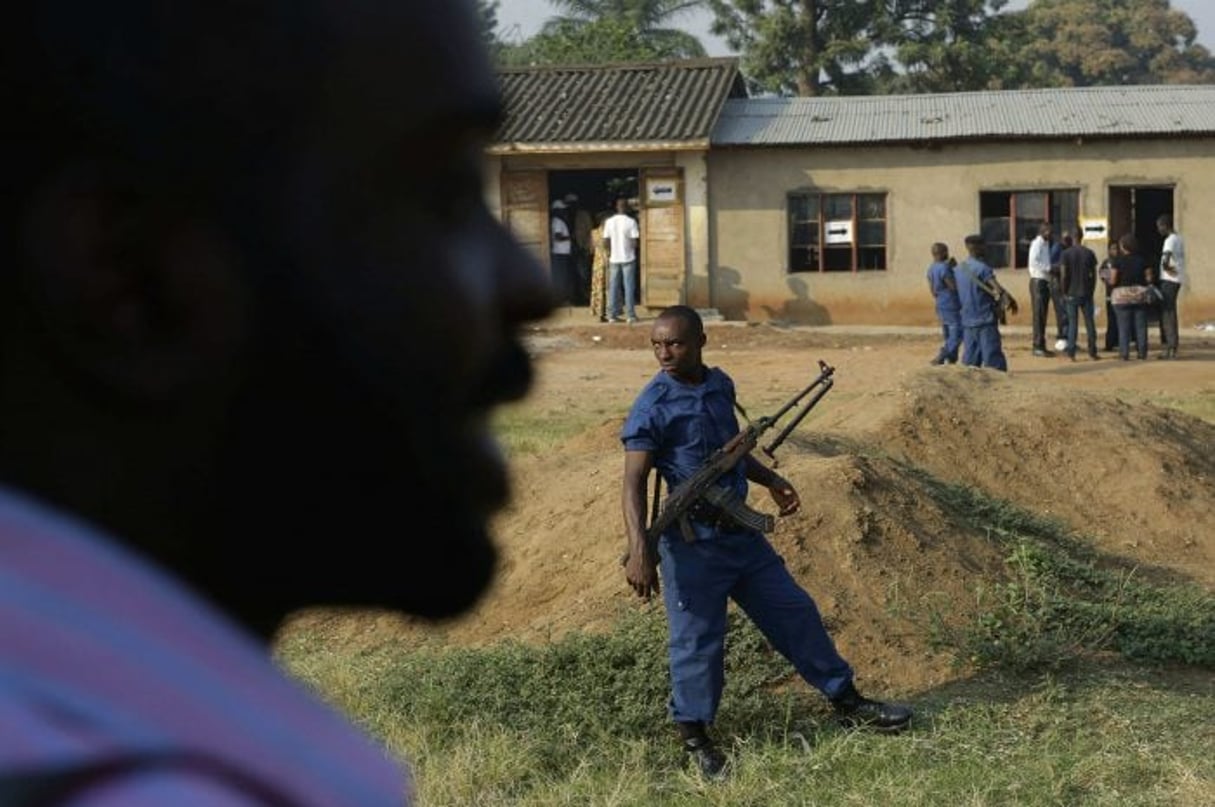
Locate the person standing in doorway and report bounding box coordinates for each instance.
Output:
[1098,240,1122,352]
[1110,233,1153,361]
[1156,214,1184,359]
[589,209,612,322]
[566,193,595,306]
[551,199,574,304]
[1028,222,1055,357]
[603,197,641,323]
[1060,229,1100,361]
[926,242,962,365]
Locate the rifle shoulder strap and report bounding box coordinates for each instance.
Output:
[959,259,999,300]
[648,468,661,531]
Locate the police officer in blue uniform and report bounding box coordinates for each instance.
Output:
[620,306,912,778]
[926,242,963,365]
[954,234,1011,371]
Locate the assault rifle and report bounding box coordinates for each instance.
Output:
[626,360,835,565]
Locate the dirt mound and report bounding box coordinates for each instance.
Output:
[869,368,1215,588]
[285,419,1009,694]
[562,417,626,453]
[278,336,1215,697]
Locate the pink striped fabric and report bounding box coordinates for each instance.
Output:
[0,487,410,806]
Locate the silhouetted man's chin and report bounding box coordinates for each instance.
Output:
[219,526,498,638]
[392,529,498,620]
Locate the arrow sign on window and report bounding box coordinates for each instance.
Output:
[825,220,854,244]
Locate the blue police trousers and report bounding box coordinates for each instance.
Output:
[658,529,854,724]
[961,323,1007,371]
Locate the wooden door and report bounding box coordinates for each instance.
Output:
[500,170,549,271]
[1108,187,1132,247]
[639,168,686,308]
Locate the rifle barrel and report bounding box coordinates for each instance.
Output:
[761,378,833,461]
[765,361,834,425]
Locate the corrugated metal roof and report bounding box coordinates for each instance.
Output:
[491,57,746,153]
[712,85,1215,146]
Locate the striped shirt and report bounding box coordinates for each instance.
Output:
[0,487,409,806]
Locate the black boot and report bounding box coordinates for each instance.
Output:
[830,683,913,733]
[676,721,728,779]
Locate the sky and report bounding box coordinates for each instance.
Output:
[495,0,1215,56]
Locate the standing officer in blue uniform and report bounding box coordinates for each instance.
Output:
[954,234,1011,371]
[926,242,962,365]
[620,306,912,779]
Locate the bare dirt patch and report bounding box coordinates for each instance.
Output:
[281,322,1215,695]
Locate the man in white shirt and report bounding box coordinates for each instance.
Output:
[1156,214,1184,359]
[1027,222,1056,357]
[602,197,641,323]
[551,199,574,304]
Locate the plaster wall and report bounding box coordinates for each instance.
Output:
[706,138,1214,325]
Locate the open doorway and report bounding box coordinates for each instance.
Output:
[1108,185,1173,270]
[548,169,639,308]
[1109,185,1173,326]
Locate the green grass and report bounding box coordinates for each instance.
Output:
[276,481,1214,806]
[1151,389,1215,424]
[491,404,612,457]
[1105,387,1215,425]
[279,629,1214,806]
[910,469,1215,671]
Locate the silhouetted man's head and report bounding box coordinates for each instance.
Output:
[2,0,554,635]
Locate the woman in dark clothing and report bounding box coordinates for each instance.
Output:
[1109,234,1153,361]
[1098,240,1121,351]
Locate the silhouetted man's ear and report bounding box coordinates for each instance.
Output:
[20,161,249,406]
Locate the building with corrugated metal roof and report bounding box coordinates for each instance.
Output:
[487,58,745,312]
[710,84,1214,324]
[488,61,1215,325]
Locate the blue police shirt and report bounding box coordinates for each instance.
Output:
[954,258,998,328]
[621,367,749,541]
[926,260,961,316]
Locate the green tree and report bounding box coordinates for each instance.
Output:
[546,0,706,33]
[500,0,708,66]
[884,0,1026,93]
[1009,0,1215,87]
[476,0,502,52]
[706,1,898,96]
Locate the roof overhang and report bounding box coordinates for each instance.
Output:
[487,139,711,155]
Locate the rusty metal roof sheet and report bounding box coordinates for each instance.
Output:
[712,84,1215,146]
[491,57,746,153]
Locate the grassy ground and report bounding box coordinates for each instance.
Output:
[1149,389,1215,424]
[277,481,1215,806]
[279,626,1213,806]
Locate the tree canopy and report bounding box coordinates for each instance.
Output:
[885,0,1023,93]
[485,0,1215,93]
[705,0,893,96]
[1008,0,1215,87]
[496,0,707,66]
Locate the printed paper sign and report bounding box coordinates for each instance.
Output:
[825,220,854,244]
[1081,218,1108,239]
[646,179,678,204]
